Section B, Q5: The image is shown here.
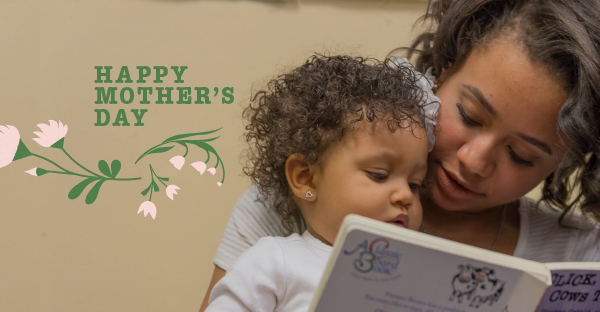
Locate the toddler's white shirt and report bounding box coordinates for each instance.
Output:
[207,230,332,312]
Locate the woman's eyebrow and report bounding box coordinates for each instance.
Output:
[462,84,553,156]
[516,133,553,156]
[462,84,497,118]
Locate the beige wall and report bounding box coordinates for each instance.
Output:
[0,1,437,311]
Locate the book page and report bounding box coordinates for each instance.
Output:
[536,269,600,312]
[313,229,544,312]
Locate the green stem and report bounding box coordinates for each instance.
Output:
[44,170,94,178]
[111,177,142,181]
[61,148,102,178]
[32,154,78,175]
[135,142,166,164]
[181,143,189,158]
[149,164,167,187]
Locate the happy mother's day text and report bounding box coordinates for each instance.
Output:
[93,66,234,126]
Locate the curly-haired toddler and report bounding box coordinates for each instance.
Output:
[206,55,439,312]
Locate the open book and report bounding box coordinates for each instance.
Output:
[309,214,553,312]
[535,262,600,312]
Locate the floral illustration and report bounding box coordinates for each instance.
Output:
[0,120,225,220]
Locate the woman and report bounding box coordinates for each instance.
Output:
[200,0,600,310]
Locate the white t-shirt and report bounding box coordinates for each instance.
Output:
[213,185,600,271]
[207,231,332,312]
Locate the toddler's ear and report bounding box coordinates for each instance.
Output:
[285,154,317,201]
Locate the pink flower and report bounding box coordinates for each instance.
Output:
[166,185,180,200]
[32,120,68,148]
[0,125,21,169]
[25,168,40,176]
[169,155,185,170]
[217,182,222,187]
[137,201,157,219]
[207,168,216,175]
[191,161,206,174]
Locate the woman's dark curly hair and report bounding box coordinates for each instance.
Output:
[243,55,434,232]
[395,0,600,223]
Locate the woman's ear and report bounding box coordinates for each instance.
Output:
[285,154,317,201]
[437,64,453,87]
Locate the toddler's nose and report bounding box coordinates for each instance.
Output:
[391,183,412,207]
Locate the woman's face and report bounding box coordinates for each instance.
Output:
[427,36,570,212]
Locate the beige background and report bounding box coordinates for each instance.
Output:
[0,1,541,312]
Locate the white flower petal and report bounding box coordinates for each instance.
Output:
[137,201,157,220]
[0,124,20,168]
[25,168,38,176]
[33,120,67,148]
[217,182,222,187]
[169,155,185,170]
[191,161,206,174]
[207,168,216,175]
[166,185,180,200]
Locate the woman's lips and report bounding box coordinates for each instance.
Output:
[436,165,483,201]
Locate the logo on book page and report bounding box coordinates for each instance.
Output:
[449,264,506,309]
[343,238,401,277]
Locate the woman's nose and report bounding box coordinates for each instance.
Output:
[457,137,496,178]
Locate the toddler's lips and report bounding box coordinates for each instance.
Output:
[387,214,408,228]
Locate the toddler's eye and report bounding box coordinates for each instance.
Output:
[367,172,388,182]
[408,182,421,193]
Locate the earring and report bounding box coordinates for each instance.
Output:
[305,191,314,198]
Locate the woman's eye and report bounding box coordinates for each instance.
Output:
[507,146,534,167]
[456,104,480,126]
[368,172,388,182]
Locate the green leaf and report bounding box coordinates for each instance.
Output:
[110,160,121,178]
[186,141,218,155]
[158,177,169,182]
[161,128,222,143]
[152,181,159,192]
[85,179,105,204]
[141,184,152,196]
[12,139,32,161]
[147,145,175,155]
[177,137,220,145]
[98,160,111,177]
[85,179,106,205]
[68,178,98,200]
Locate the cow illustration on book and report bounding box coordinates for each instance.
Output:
[469,267,505,308]
[449,264,479,303]
[449,265,505,308]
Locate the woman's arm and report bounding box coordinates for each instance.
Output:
[199,265,226,312]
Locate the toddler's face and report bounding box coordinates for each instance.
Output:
[307,119,428,244]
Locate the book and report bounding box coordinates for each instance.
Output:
[535,262,600,312]
[308,214,553,312]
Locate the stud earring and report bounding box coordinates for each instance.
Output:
[305,191,314,198]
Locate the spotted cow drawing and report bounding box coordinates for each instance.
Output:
[449,265,479,303]
[469,268,505,308]
[449,265,505,308]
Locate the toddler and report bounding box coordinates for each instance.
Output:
[206,55,439,312]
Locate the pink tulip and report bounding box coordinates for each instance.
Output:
[137,201,157,219]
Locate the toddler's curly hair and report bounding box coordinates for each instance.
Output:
[243,55,431,232]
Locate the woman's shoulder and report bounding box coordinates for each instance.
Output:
[518,197,600,262]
